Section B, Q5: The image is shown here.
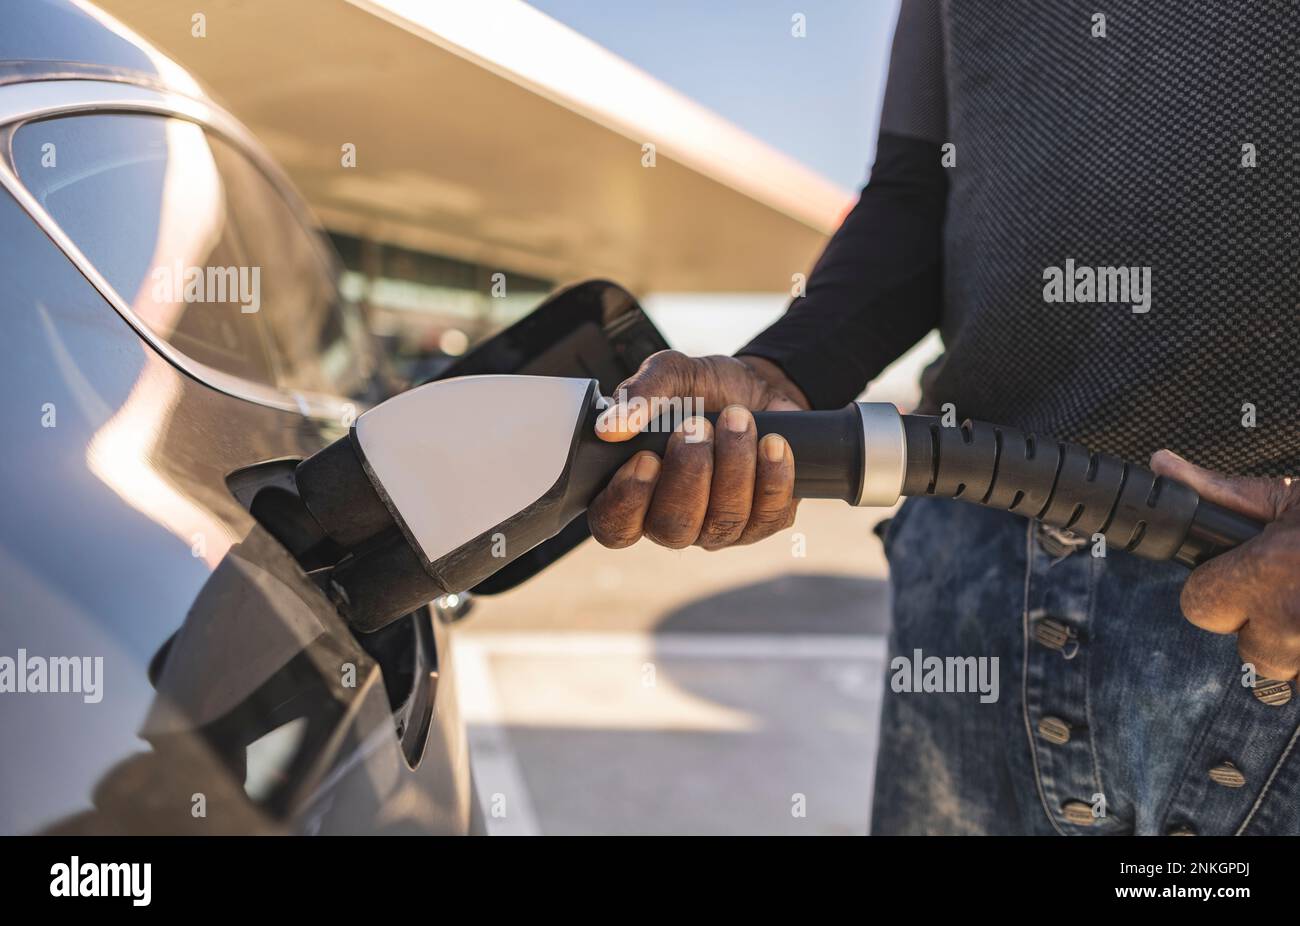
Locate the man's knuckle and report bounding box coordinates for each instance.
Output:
[655,351,691,381]
[600,530,638,550]
[645,527,696,550]
[704,505,747,528]
[645,509,701,548]
[1265,479,1296,518]
[746,511,785,533]
[757,473,791,495]
[700,514,745,543]
[1282,475,1300,509]
[589,518,634,549]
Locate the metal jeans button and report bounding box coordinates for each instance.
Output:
[1033,618,1079,657]
[1037,524,1086,559]
[1208,762,1246,788]
[1038,716,1072,745]
[1062,801,1096,826]
[1253,678,1293,706]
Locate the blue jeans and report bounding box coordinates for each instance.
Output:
[871,496,1300,835]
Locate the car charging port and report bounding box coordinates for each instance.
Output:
[226,460,344,578]
[226,459,437,768]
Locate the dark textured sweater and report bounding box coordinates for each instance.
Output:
[742,0,1299,476]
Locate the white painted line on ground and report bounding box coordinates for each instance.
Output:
[456,632,888,661]
[453,640,543,836]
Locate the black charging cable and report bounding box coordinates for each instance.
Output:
[615,406,1264,568]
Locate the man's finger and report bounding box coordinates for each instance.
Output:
[595,350,693,442]
[1237,620,1300,682]
[587,452,661,548]
[697,405,757,550]
[738,434,795,544]
[1179,542,1262,634]
[643,418,713,548]
[1150,449,1288,521]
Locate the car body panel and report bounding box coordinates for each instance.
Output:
[0,0,473,834]
[0,183,473,833]
[0,78,366,421]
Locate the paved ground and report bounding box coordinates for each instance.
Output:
[452,500,895,835]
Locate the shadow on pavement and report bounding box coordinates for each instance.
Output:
[653,572,891,636]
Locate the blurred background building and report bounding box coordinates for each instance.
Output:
[99,0,932,834]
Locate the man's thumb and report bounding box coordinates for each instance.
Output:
[1150,449,1287,522]
[594,351,693,442]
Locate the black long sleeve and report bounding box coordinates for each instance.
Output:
[738,0,948,410]
[738,133,947,409]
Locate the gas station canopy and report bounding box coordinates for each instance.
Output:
[97,0,852,292]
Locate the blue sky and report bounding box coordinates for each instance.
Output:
[527,0,900,192]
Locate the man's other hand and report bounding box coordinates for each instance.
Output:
[1151,449,1300,680]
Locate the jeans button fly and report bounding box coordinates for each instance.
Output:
[1208,761,1246,788]
[1038,716,1072,745]
[1037,524,1086,559]
[1062,801,1096,826]
[1033,618,1078,657]
[1252,678,1293,706]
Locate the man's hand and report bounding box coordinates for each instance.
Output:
[1150,450,1300,680]
[587,351,809,551]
